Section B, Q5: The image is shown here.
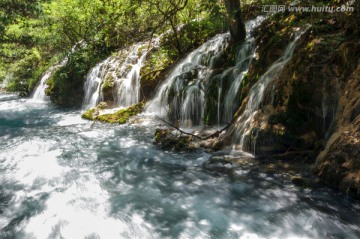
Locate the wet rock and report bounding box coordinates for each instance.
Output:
[203,153,253,172]
[82,102,143,124]
[153,128,193,151]
[96,102,144,124]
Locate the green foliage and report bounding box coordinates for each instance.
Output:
[5,48,45,93]
[141,16,226,86]
[0,0,237,99]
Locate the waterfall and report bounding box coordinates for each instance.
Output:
[1,73,12,90]
[82,41,155,110]
[146,33,230,127]
[32,42,83,101]
[221,16,266,124]
[32,57,68,101]
[217,85,222,125]
[146,16,265,128]
[232,26,310,149]
[113,43,150,107]
[221,39,256,123]
[82,61,105,109]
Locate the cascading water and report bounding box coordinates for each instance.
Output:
[32,57,68,101]
[32,42,84,101]
[82,41,156,110]
[0,74,12,90]
[221,17,266,124]
[146,17,265,128]
[113,43,150,107]
[146,33,230,127]
[232,26,310,149]
[221,40,255,124]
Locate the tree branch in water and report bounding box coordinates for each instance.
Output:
[155,116,231,140]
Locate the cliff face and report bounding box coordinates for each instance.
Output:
[219,7,359,194]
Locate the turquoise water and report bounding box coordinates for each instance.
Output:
[0,94,360,239]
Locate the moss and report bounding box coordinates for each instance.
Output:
[96,102,144,124]
[102,75,113,89]
[81,108,96,121]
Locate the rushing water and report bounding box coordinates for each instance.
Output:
[1,94,360,239]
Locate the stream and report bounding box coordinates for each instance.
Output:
[1,94,360,239]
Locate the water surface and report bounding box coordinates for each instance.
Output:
[0,94,359,239]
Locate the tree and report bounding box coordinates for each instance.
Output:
[223,0,246,42]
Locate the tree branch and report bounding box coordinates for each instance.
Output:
[155,116,231,140]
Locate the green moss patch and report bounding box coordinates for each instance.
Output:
[89,102,144,124]
[81,108,96,121]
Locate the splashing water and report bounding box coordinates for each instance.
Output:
[82,40,157,110]
[232,26,311,149]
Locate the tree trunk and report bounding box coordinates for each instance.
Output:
[224,0,246,42]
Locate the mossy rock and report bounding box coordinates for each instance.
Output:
[81,108,97,121]
[96,102,144,124]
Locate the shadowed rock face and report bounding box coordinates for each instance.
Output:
[212,10,360,195]
[250,42,360,194]
[315,64,360,195]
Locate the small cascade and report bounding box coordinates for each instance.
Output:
[113,43,149,107]
[32,57,68,101]
[32,67,57,101]
[1,73,12,90]
[146,33,230,127]
[222,17,266,124]
[82,41,155,110]
[217,84,222,125]
[221,39,256,123]
[321,92,338,140]
[32,42,83,101]
[232,26,310,149]
[180,81,205,127]
[82,61,106,109]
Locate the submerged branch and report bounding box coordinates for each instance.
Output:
[155,116,231,140]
